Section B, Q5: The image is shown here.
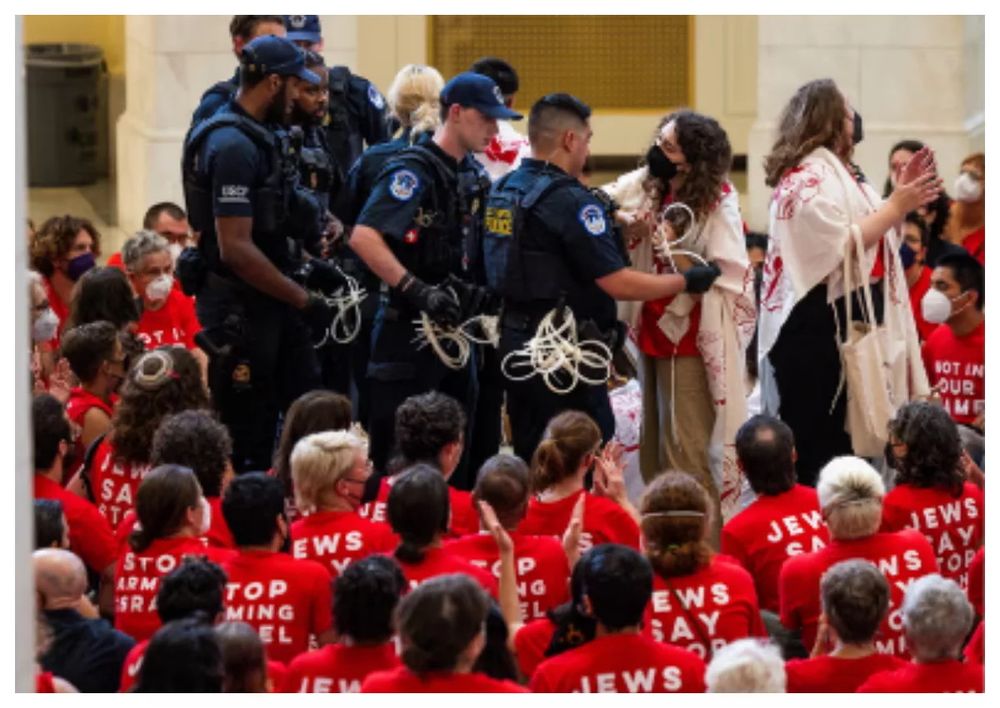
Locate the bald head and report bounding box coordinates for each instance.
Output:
[34,548,88,609]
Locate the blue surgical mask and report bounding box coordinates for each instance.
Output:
[899,242,917,270]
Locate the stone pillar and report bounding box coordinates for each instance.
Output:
[115,15,359,234]
[746,16,981,231]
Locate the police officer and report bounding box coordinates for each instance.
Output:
[283,14,390,197]
[349,72,519,490]
[190,15,286,126]
[181,35,336,473]
[482,93,721,462]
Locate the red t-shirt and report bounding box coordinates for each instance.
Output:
[119,638,148,691]
[645,555,765,659]
[90,438,151,530]
[922,320,985,425]
[34,474,117,574]
[114,535,234,642]
[857,659,984,693]
[785,653,907,692]
[514,617,557,680]
[908,266,937,341]
[136,287,202,350]
[36,671,56,693]
[282,642,400,693]
[720,484,830,613]
[65,387,115,426]
[42,276,69,349]
[392,546,498,598]
[779,530,938,656]
[220,549,333,665]
[880,481,984,590]
[445,531,570,621]
[113,496,234,555]
[518,489,640,551]
[361,666,528,693]
[290,509,398,579]
[965,622,984,665]
[967,546,984,616]
[962,225,985,266]
[358,476,480,538]
[530,632,706,693]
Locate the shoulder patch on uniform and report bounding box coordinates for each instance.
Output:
[389,169,420,201]
[578,203,607,236]
[368,84,386,110]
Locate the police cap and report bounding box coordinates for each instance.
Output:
[441,72,523,121]
[240,35,321,85]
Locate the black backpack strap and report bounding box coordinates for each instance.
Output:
[78,431,108,505]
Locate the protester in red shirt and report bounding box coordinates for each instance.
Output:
[641,472,766,660]
[284,555,404,692]
[108,202,192,273]
[447,453,571,620]
[858,573,983,692]
[704,638,785,692]
[289,429,397,578]
[32,394,117,616]
[881,402,984,589]
[360,392,479,537]
[386,464,498,597]
[901,213,937,341]
[519,411,640,550]
[132,618,224,692]
[119,556,228,691]
[82,347,210,530]
[272,390,354,521]
[531,544,706,693]
[920,252,985,426]
[785,559,906,692]
[114,465,230,642]
[219,473,335,665]
[362,574,527,693]
[722,415,829,614]
[779,456,939,657]
[60,321,125,453]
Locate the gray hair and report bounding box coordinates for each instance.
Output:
[705,639,786,693]
[817,456,885,540]
[902,573,974,662]
[820,559,890,644]
[122,229,169,273]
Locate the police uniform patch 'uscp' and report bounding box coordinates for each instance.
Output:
[389,170,419,201]
[578,204,607,236]
[368,84,386,109]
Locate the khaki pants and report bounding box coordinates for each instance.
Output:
[638,353,721,547]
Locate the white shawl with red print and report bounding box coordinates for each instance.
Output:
[757,147,929,418]
[602,167,756,520]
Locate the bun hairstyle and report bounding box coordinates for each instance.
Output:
[386,64,445,139]
[530,411,601,493]
[395,574,489,674]
[639,472,713,578]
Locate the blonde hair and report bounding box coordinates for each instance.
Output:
[387,64,445,139]
[817,456,885,540]
[291,428,368,513]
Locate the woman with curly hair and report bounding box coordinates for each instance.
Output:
[602,110,755,535]
[757,78,939,486]
[83,347,209,530]
[881,401,984,588]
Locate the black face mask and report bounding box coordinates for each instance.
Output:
[884,441,900,471]
[646,145,678,183]
[853,111,864,145]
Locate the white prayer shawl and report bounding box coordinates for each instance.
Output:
[757,146,929,420]
[602,167,756,519]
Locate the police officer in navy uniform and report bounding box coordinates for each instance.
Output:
[191,15,286,126]
[283,14,390,198]
[181,35,336,474]
[482,93,722,462]
[349,72,519,491]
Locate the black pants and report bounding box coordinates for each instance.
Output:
[197,284,321,474]
[363,306,479,498]
[468,344,505,477]
[500,324,615,464]
[768,282,884,486]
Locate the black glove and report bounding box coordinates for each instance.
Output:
[300,292,335,338]
[682,263,722,294]
[395,273,461,328]
[442,274,500,319]
[299,258,348,293]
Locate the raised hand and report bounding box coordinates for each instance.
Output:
[479,500,514,556]
[561,493,586,568]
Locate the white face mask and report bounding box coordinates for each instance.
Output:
[953,173,983,203]
[168,243,184,264]
[32,308,60,343]
[145,274,173,302]
[921,288,967,324]
[197,497,212,536]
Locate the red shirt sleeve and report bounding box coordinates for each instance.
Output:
[178,292,202,349]
[778,555,807,631]
[308,563,334,637]
[67,497,119,573]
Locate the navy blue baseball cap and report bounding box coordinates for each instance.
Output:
[240,35,321,85]
[284,15,322,44]
[441,72,523,120]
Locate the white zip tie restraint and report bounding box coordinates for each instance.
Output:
[651,202,709,269]
[311,271,368,348]
[409,285,501,370]
[500,308,613,395]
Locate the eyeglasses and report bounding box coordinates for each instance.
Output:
[340,477,368,486]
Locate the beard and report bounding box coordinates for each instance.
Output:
[265,80,292,126]
[290,102,322,128]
